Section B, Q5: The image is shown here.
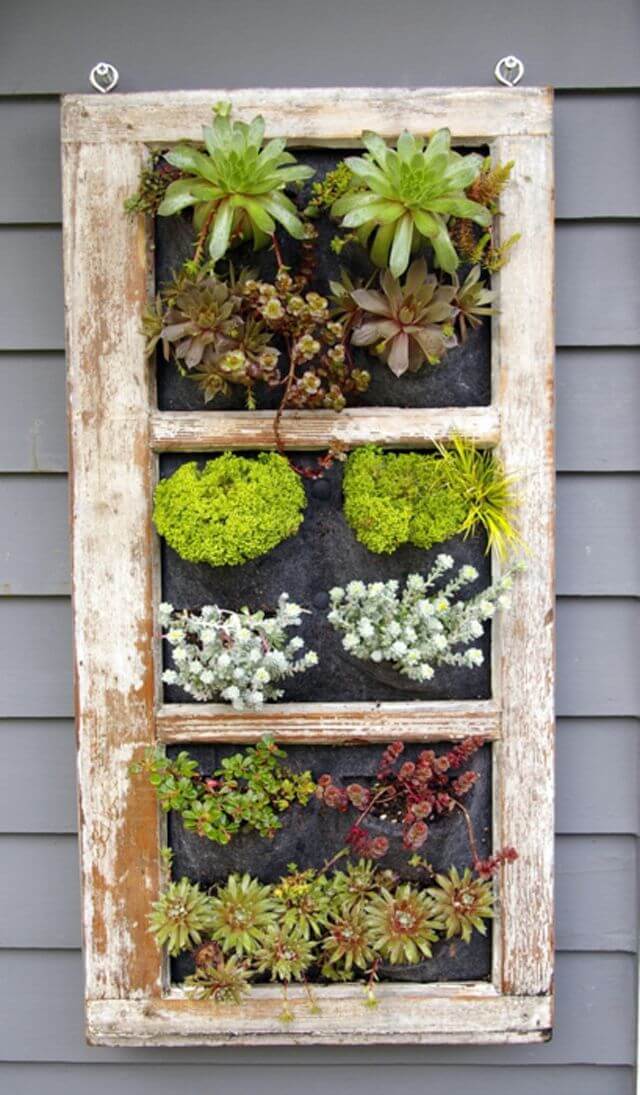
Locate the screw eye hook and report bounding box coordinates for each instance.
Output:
[494,55,524,87]
[89,63,119,94]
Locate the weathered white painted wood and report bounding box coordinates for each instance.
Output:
[86,991,552,1046]
[63,87,555,1045]
[61,88,552,145]
[156,699,501,742]
[150,406,500,451]
[490,133,555,997]
[63,138,161,999]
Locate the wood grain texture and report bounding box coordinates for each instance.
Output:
[490,134,555,997]
[63,139,162,1000]
[86,990,552,1046]
[61,88,553,144]
[150,406,500,451]
[156,699,501,742]
[63,87,555,1044]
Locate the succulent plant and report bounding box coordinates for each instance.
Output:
[427,866,494,943]
[184,952,253,1003]
[452,265,495,340]
[321,904,375,976]
[332,128,491,276]
[328,859,392,911]
[157,106,314,263]
[147,877,214,957]
[349,258,457,376]
[272,866,333,939]
[208,874,278,956]
[365,884,442,964]
[145,267,281,404]
[254,926,316,983]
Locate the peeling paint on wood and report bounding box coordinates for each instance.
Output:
[63,87,554,1045]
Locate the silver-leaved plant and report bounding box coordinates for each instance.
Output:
[327,554,522,682]
[159,595,318,709]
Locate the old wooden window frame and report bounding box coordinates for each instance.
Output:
[62,87,554,1046]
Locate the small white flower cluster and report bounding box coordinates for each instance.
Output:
[159,595,318,710]
[327,554,522,683]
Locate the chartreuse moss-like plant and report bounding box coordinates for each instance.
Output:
[153,452,306,567]
[156,104,314,264]
[331,128,492,276]
[342,441,521,557]
[342,445,468,554]
[134,737,316,844]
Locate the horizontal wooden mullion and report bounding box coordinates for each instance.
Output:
[156,699,501,743]
[149,406,501,452]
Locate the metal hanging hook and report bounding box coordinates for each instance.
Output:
[89,62,119,94]
[494,55,524,87]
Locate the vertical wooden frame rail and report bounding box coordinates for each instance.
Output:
[62,87,554,1045]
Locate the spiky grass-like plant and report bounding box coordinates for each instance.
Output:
[183,954,253,1003]
[158,106,314,264]
[332,128,491,276]
[208,874,278,956]
[349,258,457,376]
[427,866,494,943]
[435,435,521,559]
[365,885,442,964]
[147,877,214,957]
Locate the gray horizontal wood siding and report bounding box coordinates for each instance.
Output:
[2,0,640,91]
[1,3,638,1091]
[0,1064,634,1095]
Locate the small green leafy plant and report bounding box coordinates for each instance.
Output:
[342,442,521,557]
[156,104,314,264]
[153,452,306,567]
[331,128,491,276]
[134,737,316,844]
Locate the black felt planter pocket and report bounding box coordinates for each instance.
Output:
[168,742,493,985]
[154,148,491,413]
[159,451,493,705]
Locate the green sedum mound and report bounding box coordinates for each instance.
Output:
[153,452,306,567]
[342,446,468,554]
